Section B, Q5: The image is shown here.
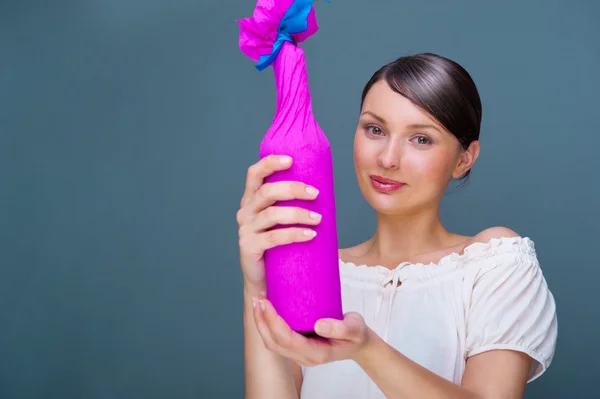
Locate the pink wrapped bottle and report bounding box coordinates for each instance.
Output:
[237,0,343,334]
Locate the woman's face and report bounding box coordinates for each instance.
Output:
[354,80,472,216]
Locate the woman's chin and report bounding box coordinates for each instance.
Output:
[365,196,411,216]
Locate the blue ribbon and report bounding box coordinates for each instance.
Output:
[255,0,330,71]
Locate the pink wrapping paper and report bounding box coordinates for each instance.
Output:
[237,0,343,333]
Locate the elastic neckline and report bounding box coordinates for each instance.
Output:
[339,236,535,278]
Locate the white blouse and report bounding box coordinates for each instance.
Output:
[300,236,558,399]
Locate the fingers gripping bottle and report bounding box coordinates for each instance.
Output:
[237,0,343,334]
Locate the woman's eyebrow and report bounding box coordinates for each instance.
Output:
[405,123,442,133]
[360,111,386,124]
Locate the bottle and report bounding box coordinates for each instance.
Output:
[237,0,343,334]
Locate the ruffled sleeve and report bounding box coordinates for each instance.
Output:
[464,237,558,382]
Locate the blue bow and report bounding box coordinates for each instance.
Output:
[255,0,330,71]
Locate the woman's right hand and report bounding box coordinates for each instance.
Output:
[236,155,322,291]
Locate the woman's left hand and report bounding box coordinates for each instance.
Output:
[252,293,372,367]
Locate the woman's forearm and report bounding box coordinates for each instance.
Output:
[354,330,481,399]
[244,284,299,399]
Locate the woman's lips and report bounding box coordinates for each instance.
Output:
[369,175,406,192]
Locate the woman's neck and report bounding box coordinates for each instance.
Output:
[353,208,468,269]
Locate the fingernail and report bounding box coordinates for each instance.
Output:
[306,186,319,196]
[259,291,266,299]
[309,212,321,220]
[259,300,266,311]
[280,156,292,164]
[252,297,257,309]
[304,229,317,237]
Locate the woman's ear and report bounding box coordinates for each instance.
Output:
[453,140,480,179]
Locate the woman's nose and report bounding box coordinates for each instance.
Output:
[377,140,401,170]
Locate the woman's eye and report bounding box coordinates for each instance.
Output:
[367,126,384,136]
[413,136,432,145]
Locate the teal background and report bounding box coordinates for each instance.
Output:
[1,0,598,397]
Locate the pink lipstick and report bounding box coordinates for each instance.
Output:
[369,175,405,192]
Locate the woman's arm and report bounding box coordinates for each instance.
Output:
[354,329,531,399]
[237,155,322,398]
[244,284,302,399]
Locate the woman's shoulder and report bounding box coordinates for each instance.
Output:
[461,226,535,257]
[459,227,539,274]
[467,226,520,246]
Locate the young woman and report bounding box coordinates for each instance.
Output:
[236,53,558,399]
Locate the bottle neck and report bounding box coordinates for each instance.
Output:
[272,41,313,119]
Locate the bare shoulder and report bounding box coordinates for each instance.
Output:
[339,241,372,263]
[338,247,355,263]
[338,246,361,262]
[469,226,520,246]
